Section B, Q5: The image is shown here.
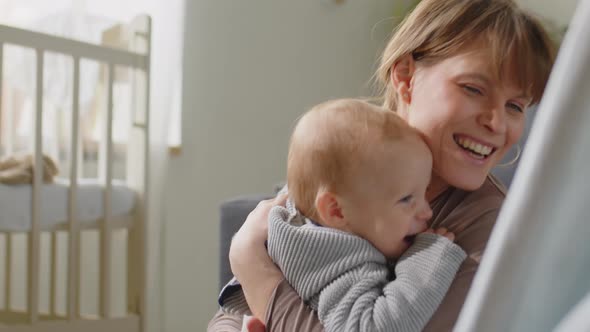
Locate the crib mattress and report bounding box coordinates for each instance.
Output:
[0,179,136,232]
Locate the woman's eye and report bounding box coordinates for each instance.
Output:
[463,85,483,95]
[399,195,413,204]
[507,102,524,113]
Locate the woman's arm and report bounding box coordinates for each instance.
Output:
[207,309,243,331]
[265,279,325,331]
[229,195,287,319]
[208,195,288,332]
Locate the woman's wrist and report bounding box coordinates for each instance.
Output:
[227,195,288,320]
[230,239,283,319]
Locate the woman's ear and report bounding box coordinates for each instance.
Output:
[315,191,347,230]
[391,54,416,104]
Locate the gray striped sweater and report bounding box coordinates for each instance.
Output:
[220,200,466,332]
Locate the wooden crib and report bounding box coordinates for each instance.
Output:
[0,15,151,332]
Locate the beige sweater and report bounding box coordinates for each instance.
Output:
[208,175,506,332]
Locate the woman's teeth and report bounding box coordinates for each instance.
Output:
[455,137,493,157]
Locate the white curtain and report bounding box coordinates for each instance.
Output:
[455,1,590,331]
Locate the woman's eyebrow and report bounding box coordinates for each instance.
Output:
[507,89,532,102]
[458,72,532,101]
[514,95,532,102]
[456,72,492,85]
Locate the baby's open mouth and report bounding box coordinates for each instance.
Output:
[453,134,497,160]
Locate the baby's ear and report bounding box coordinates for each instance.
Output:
[315,191,347,230]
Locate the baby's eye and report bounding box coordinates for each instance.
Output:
[399,195,413,204]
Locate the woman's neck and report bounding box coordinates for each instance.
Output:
[426,173,450,202]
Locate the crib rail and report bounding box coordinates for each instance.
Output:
[0,25,147,69]
[0,15,150,331]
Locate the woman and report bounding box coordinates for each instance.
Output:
[209,0,556,330]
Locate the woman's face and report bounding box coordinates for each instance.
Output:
[399,50,531,191]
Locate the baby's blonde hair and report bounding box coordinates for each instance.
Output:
[376,0,556,111]
[287,99,419,221]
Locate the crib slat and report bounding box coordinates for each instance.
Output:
[0,42,3,153]
[0,45,8,315]
[67,56,81,320]
[2,43,14,156]
[0,41,13,156]
[28,48,44,324]
[50,233,57,316]
[140,20,151,332]
[126,17,151,332]
[99,63,115,319]
[4,234,11,312]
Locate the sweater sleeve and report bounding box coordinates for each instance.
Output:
[319,233,466,332]
[423,208,499,331]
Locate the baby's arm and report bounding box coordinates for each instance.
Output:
[319,232,466,332]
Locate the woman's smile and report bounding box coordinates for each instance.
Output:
[453,134,499,165]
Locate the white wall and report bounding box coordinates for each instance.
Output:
[163,1,407,330]
[517,0,580,26]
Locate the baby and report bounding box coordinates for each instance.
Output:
[220,99,466,332]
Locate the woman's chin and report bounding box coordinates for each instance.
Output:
[448,172,488,191]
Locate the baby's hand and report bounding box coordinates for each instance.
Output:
[422,227,455,242]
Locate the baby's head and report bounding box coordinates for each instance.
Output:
[288,99,433,258]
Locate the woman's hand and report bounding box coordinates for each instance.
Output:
[245,316,266,332]
[231,195,287,255]
[423,227,456,242]
[229,194,288,320]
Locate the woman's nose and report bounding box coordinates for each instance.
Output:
[479,106,507,134]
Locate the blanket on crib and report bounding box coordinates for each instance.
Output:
[0,154,59,185]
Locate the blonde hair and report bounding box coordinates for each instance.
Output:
[288,99,418,221]
[376,0,556,111]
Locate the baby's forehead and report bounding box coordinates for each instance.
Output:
[354,142,428,183]
[363,135,430,167]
